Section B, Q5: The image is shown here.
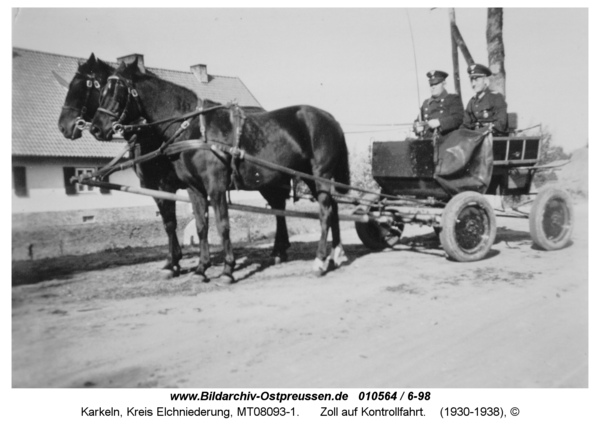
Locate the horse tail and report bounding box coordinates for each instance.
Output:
[334,130,351,194]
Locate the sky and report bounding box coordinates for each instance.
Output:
[11,7,589,154]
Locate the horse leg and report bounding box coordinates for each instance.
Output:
[188,189,211,281]
[313,189,333,276]
[136,162,182,279]
[260,187,291,264]
[210,190,236,285]
[155,198,182,279]
[327,198,347,269]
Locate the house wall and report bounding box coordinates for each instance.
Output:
[13,155,266,215]
[12,156,165,214]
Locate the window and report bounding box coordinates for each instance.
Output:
[63,167,111,195]
[75,168,98,193]
[12,166,28,197]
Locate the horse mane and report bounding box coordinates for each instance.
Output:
[78,54,114,77]
[115,60,199,120]
[119,61,196,97]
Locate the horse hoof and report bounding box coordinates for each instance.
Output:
[313,269,325,277]
[273,253,288,265]
[216,275,235,286]
[329,245,348,269]
[312,258,327,277]
[159,269,175,280]
[193,272,210,283]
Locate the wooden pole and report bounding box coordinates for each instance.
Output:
[449,8,462,101]
[486,8,506,97]
[79,179,370,223]
[451,22,475,66]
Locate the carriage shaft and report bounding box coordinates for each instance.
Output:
[79,179,369,223]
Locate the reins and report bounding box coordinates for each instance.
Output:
[80,76,417,204]
[74,80,234,184]
[95,74,229,136]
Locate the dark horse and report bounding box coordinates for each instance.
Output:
[89,59,351,283]
[58,53,185,278]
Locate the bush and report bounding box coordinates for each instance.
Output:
[533,128,571,188]
[349,145,380,193]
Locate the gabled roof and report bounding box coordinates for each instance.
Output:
[12,47,262,158]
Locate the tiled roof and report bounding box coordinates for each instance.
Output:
[12,47,262,158]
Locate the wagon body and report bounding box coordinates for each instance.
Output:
[488,136,541,195]
[371,135,542,199]
[357,130,573,262]
[371,138,446,199]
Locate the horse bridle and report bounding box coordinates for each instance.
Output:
[94,74,241,151]
[96,75,144,134]
[61,71,102,130]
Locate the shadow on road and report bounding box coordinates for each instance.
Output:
[11,237,375,287]
[12,225,539,287]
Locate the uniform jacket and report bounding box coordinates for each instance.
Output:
[462,89,508,136]
[417,90,464,137]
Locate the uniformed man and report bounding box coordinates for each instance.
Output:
[414,70,464,138]
[462,63,508,136]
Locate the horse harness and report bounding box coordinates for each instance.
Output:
[86,74,248,189]
[96,75,145,134]
[227,104,246,190]
[61,71,102,129]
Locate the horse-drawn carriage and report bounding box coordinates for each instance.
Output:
[58,55,574,281]
[354,120,573,262]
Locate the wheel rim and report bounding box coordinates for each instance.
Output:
[542,197,571,242]
[454,204,490,254]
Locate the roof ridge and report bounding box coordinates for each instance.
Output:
[147,65,240,80]
[13,47,243,80]
[13,46,91,62]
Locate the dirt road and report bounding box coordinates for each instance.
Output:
[12,202,588,388]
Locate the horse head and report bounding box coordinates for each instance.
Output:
[58,53,113,140]
[90,59,145,141]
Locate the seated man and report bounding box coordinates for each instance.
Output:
[414,70,464,138]
[461,63,508,136]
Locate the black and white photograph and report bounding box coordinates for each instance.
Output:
[9,5,594,424]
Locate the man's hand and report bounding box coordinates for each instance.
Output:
[413,121,426,134]
[427,119,441,129]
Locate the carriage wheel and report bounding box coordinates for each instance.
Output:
[440,191,497,262]
[529,186,574,250]
[354,199,404,251]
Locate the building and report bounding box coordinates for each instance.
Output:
[12,47,263,215]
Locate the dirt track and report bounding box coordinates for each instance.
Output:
[12,202,588,388]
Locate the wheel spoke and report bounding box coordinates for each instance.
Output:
[542,198,569,241]
[454,205,489,252]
